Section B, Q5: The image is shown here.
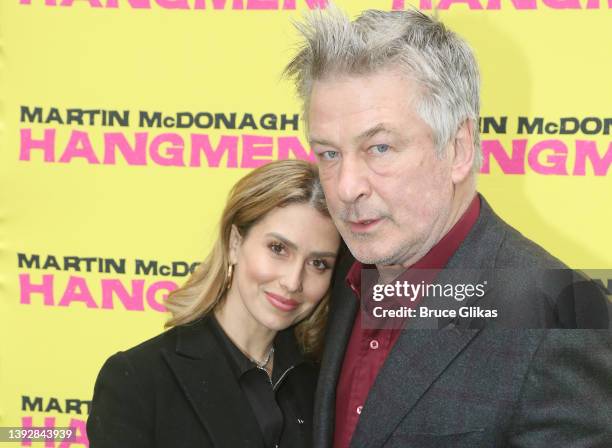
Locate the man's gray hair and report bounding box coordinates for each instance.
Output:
[284,7,482,169]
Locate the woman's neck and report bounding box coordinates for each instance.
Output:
[213,297,276,364]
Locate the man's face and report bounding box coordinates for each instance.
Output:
[308,68,456,267]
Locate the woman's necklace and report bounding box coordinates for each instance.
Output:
[247,346,274,369]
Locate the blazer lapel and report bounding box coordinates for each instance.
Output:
[350,328,481,448]
[313,251,360,448]
[161,317,264,448]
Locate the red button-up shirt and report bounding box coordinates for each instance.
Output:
[333,195,481,448]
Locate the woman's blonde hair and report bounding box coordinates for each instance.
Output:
[165,159,334,359]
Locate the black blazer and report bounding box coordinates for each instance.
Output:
[86,316,317,448]
[314,195,612,448]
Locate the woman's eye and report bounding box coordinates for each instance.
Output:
[311,259,330,271]
[370,144,390,155]
[269,242,286,255]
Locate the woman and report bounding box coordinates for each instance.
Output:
[86,160,341,448]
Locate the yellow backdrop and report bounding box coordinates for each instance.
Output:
[1,0,610,446]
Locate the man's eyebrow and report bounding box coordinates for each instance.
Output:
[266,232,337,258]
[354,123,392,143]
[308,123,392,148]
[308,137,338,148]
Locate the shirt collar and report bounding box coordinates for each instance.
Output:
[346,194,481,298]
[209,313,305,381]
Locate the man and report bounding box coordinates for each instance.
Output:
[284,7,611,448]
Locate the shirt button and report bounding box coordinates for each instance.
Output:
[356,405,363,415]
[369,339,379,350]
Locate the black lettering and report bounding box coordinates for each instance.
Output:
[17,253,41,269]
[480,116,507,134]
[105,258,126,274]
[135,259,158,275]
[215,113,236,129]
[159,265,171,276]
[195,112,213,128]
[172,262,190,276]
[261,113,278,130]
[544,122,558,134]
[108,110,129,127]
[45,108,63,124]
[42,255,61,270]
[66,109,84,125]
[238,113,257,129]
[139,111,162,128]
[21,395,43,412]
[20,106,43,123]
[559,117,579,134]
[280,114,300,131]
[517,117,543,134]
[64,399,83,414]
[45,397,62,413]
[162,116,175,127]
[176,112,194,128]
[581,117,602,135]
[64,256,81,271]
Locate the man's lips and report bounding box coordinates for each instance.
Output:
[347,218,382,233]
[265,292,299,312]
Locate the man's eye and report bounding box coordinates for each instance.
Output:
[269,242,286,255]
[320,150,339,161]
[370,144,390,155]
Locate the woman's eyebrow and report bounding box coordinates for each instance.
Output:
[266,232,337,258]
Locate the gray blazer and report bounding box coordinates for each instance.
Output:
[314,196,611,448]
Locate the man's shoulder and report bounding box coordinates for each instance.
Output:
[475,196,568,270]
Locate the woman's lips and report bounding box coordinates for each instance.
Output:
[348,218,382,233]
[265,292,299,312]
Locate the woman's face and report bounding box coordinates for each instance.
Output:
[227,203,340,332]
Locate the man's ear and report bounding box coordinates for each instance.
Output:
[450,119,476,184]
[228,225,242,265]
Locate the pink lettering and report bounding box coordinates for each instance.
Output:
[60,0,103,6]
[282,0,328,8]
[19,0,58,5]
[103,132,148,165]
[150,133,185,166]
[146,281,177,312]
[242,134,273,168]
[58,131,100,164]
[542,0,581,6]
[573,140,612,176]
[247,0,277,8]
[527,139,568,175]
[21,416,57,448]
[486,0,537,9]
[57,276,98,308]
[105,0,151,7]
[20,129,56,161]
[190,134,238,167]
[438,0,483,9]
[156,0,190,8]
[58,418,89,448]
[277,136,315,162]
[480,139,526,174]
[19,274,54,305]
[101,279,145,311]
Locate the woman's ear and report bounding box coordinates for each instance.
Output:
[228,225,242,265]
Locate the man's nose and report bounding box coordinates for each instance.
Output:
[280,261,304,293]
[337,155,370,204]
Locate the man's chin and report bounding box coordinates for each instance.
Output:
[344,241,394,266]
